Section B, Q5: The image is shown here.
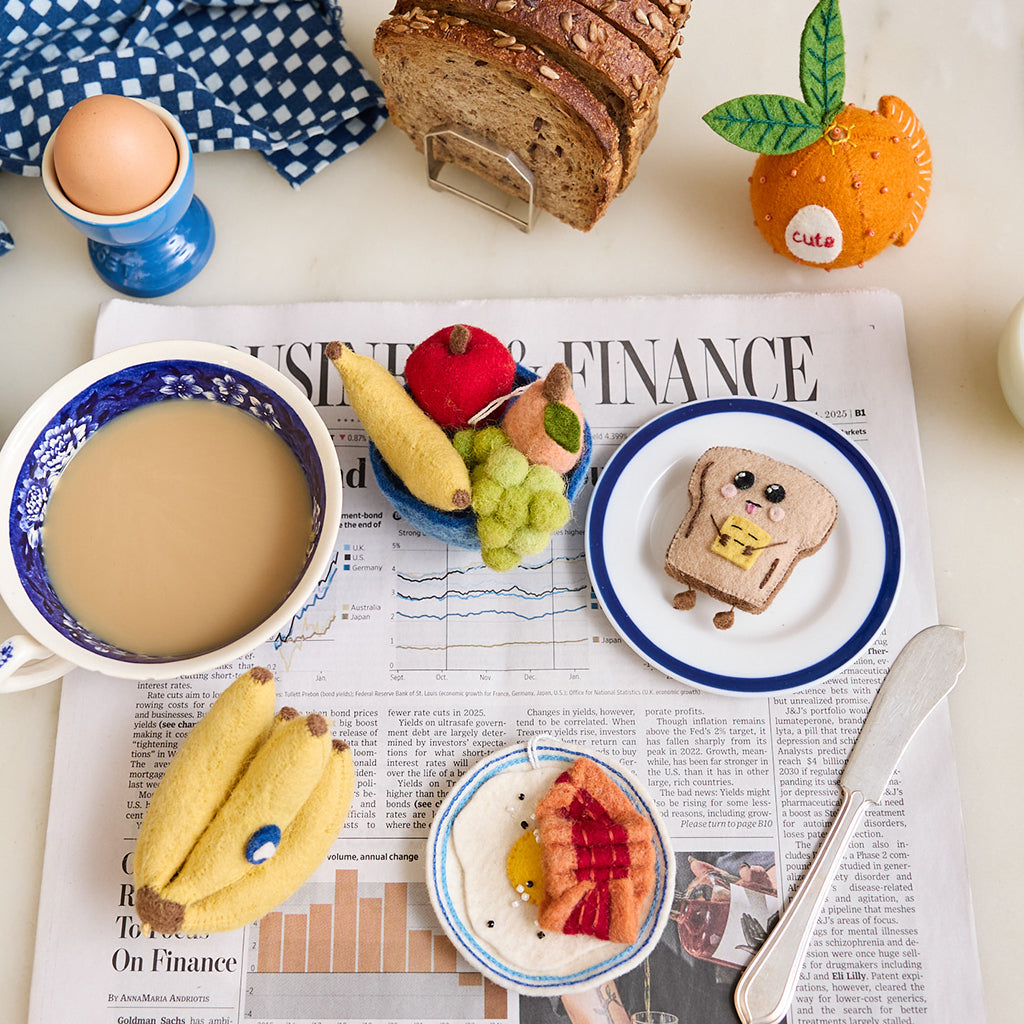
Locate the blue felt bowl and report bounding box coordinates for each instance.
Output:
[369,365,592,549]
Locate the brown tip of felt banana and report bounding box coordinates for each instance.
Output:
[324,343,355,376]
[136,885,186,936]
[134,668,276,894]
[263,706,300,742]
[160,713,331,908]
[306,713,329,737]
[180,738,356,935]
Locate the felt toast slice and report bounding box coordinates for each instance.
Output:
[664,446,838,615]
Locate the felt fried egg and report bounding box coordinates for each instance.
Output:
[449,764,617,973]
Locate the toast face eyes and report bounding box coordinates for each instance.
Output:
[721,471,788,521]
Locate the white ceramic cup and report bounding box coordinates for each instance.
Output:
[998,295,1024,429]
[0,340,342,692]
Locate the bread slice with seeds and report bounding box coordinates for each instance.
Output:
[388,0,664,188]
[570,0,685,71]
[374,1,695,229]
[374,12,623,230]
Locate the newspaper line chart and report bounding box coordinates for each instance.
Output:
[262,529,608,676]
[391,547,595,672]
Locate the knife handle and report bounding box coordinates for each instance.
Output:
[734,787,869,1024]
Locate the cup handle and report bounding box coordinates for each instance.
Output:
[0,634,74,693]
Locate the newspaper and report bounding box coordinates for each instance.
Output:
[29,291,983,1024]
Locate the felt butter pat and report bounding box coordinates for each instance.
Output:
[714,514,773,570]
[134,667,355,935]
[665,447,838,630]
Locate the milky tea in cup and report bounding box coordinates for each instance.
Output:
[0,341,342,690]
[42,398,314,657]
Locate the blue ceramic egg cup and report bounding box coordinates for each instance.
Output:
[369,365,593,549]
[41,98,214,298]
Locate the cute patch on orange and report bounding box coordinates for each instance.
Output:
[703,0,931,270]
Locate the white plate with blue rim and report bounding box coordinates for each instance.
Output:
[425,738,676,995]
[585,398,903,696]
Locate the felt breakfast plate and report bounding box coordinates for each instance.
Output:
[585,398,903,696]
[426,739,676,996]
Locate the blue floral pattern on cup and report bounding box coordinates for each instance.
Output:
[8,359,327,664]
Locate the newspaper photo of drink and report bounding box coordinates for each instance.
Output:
[521,851,780,1024]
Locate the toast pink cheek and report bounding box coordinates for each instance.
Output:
[769,506,786,522]
[721,483,738,498]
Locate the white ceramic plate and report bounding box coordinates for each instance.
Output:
[426,740,676,995]
[585,398,903,696]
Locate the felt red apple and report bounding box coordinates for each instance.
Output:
[404,324,517,431]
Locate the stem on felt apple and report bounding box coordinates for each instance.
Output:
[448,324,471,354]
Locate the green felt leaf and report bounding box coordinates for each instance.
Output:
[543,402,581,454]
[702,95,825,155]
[800,0,845,122]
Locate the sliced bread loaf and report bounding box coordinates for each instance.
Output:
[390,0,662,187]
[374,10,623,231]
[374,1,694,230]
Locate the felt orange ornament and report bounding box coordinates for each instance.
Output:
[703,0,931,270]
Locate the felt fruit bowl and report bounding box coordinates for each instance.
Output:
[368,365,592,550]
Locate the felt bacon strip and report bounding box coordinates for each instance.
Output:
[535,757,654,944]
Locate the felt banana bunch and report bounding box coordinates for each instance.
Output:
[325,341,472,511]
[134,667,354,935]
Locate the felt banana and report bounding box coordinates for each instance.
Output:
[134,669,354,935]
[133,666,276,898]
[325,341,472,511]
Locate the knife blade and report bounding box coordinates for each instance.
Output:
[733,624,967,1024]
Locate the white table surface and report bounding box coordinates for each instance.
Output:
[1,2,1020,1022]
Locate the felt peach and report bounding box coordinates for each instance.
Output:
[500,363,584,474]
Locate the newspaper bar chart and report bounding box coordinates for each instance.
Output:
[246,869,508,1021]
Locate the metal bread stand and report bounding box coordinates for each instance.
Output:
[424,125,538,233]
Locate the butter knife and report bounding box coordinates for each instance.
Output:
[733,624,967,1024]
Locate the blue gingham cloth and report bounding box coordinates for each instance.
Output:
[0,0,388,253]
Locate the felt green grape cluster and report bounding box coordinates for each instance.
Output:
[453,426,571,572]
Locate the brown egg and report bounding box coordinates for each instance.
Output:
[52,95,180,216]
